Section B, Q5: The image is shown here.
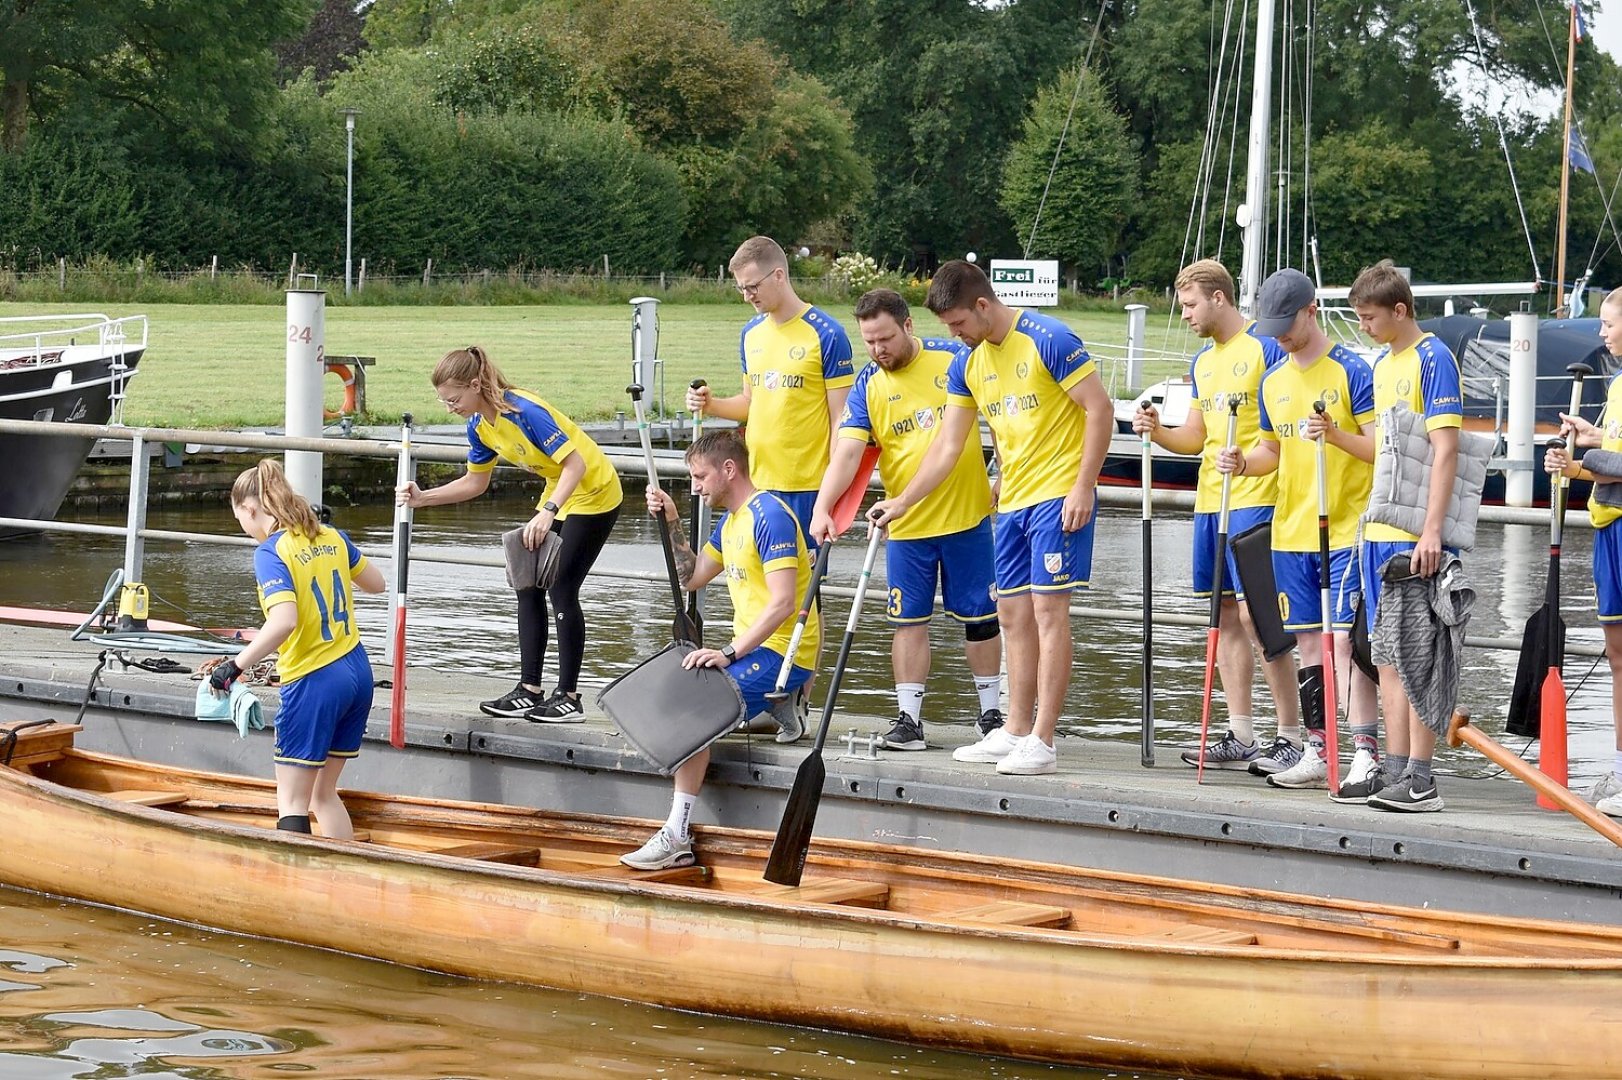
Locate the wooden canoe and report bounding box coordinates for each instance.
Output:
[2,720,1620,1080]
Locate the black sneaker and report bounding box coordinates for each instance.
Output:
[1367,773,1443,813]
[877,712,926,751]
[527,690,585,724]
[480,684,541,718]
[976,709,1005,737]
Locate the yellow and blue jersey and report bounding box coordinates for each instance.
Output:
[1257,345,1376,550]
[945,310,1096,512]
[702,491,818,656]
[839,337,991,541]
[1593,376,1622,530]
[1365,333,1465,542]
[254,526,370,683]
[1189,323,1288,513]
[740,305,856,493]
[465,389,623,516]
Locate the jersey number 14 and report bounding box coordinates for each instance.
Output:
[309,570,351,642]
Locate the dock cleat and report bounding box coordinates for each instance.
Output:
[1247,736,1304,776]
[1180,730,1259,770]
[877,712,927,751]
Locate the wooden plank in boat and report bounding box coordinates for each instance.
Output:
[940,901,1072,928]
[588,864,713,887]
[104,790,189,808]
[755,878,890,909]
[430,842,541,866]
[1,721,82,769]
[1157,925,1259,946]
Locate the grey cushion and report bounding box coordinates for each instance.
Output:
[1362,402,1495,551]
[597,642,746,775]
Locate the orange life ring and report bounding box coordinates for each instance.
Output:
[323,363,357,419]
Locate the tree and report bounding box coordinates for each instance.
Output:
[1001,65,1137,277]
[0,0,316,153]
[277,0,369,85]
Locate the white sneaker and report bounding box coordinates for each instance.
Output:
[1329,747,1384,803]
[1587,772,1622,805]
[1597,792,1622,819]
[1266,740,1329,789]
[952,726,1022,763]
[619,827,695,871]
[995,733,1058,775]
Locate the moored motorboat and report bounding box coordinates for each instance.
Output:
[0,314,145,537]
[0,719,1618,1080]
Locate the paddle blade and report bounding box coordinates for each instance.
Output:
[1230,522,1294,661]
[673,611,701,646]
[763,751,828,886]
[831,444,881,534]
[1507,607,1557,738]
[1196,626,1220,784]
[1537,665,1569,810]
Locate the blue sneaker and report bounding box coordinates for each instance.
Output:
[1247,736,1304,777]
[1181,731,1260,770]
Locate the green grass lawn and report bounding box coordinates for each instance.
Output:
[1,300,1197,429]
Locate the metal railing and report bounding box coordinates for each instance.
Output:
[0,313,150,359]
[0,417,1602,660]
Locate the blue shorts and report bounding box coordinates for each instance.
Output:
[766,490,819,551]
[994,497,1094,596]
[1598,522,1622,622]
[1273,548,1356,632]
[1359,539,1415,633]
[728,645,811,716]
[1194,506,1273,599]
[885,518,997,626]
[274,645,374,769]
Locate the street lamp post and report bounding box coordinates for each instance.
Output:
[341,108,361,296]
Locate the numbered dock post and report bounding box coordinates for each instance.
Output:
[1505,310,1538,508]
[286,287,327,503]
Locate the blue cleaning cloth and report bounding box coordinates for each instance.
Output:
[195,681,265,737]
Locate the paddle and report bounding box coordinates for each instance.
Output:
[1534,363,1592,808]
[1139,399,1155,768]
[389,413,413,750]
[628,383,702,645]
[763,442,879,701]
[763,523,885,886]
[686,378,707,641]
[1196,395,1241,783]
[1312,399,1341,793]
[1446,708,1622,850]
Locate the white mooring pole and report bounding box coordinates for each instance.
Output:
[285,288,327,503]
[1505,310,1539,508]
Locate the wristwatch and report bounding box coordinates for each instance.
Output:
[721,644,737,661]
[541,500,560,514]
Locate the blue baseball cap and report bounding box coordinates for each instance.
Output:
[1253,268,1316,337]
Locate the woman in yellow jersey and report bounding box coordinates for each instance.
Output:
[397,346,623,722]
[1546,286,1622,816]
[210,460,386,838]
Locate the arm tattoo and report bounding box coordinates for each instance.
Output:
[669,518,697,587]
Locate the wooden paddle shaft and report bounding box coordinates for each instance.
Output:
[1197,396,1241,783]
[1446,709,1622,850]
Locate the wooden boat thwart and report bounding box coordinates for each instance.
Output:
[2,720,1619,1080]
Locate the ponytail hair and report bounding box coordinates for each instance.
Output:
[433,345,517,415]
[231,459,322,538]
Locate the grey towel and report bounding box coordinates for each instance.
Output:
[1370,551,1474,736]
[1578,448,1622,509]
[502,528,563,591]
[1362,402,1495,550]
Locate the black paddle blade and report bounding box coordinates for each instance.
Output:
[673,611,701,647]
[1507,606,1564,739]
[763,752,827,885]
[1229,521,1294,662]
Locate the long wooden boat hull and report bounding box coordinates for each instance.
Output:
[2,734,1620,1079]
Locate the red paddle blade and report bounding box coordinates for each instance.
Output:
[1322,632,1340,792]
[1196,627,1220,784]
[389,607,407,749]
[832,444,881,534]
[1537,667,1568,810]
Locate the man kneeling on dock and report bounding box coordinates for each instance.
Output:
[627,429,820,870]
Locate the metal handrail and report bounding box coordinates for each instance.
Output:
[0,313,149,355]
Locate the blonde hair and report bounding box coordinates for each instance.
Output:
[231,459,322,538]
[1174,259,1237,305]
[433,345,517,416]
[1347,259,1415,316]
[1604,286,1622,312]
[729,235,788,276]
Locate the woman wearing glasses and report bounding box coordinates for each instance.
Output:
[397,345,622,722]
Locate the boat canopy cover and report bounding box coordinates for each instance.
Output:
[1419,316,1616,425]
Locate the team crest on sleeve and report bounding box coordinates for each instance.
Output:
[1043,552,1063,575]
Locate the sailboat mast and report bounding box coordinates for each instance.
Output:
[1554,1,1577,315]
[1239,0,1278,315]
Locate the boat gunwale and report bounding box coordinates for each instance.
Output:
[10,747,1622,970]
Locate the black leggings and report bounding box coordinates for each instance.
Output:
[516,505,620,693]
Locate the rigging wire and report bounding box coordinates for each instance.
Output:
[1021,0,1111,260]
[1463,0,1542,282]
[1300,0,1315,270]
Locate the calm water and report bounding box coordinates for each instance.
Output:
[0,487,1613,1077]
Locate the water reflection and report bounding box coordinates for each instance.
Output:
[0,889,1147,1079]
[0,487,1614,780]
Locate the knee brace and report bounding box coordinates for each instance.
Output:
[1297,665,1325,732]
[964,618,1000,643]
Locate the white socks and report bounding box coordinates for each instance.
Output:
[897,683,926,721]
[665,792,697,844]
[1228,714,1256,746]
[973,675,1001,714]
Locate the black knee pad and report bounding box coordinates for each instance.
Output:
[277,815,312,834]
[964,618,1000,643]
[1297,665,1324,730]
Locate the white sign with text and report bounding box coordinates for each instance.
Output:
[988,259,1060,306]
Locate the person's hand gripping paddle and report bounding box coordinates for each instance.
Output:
[1197,395,1241,783]
[764,522,885,886]
[1139,399,1155,768]
[1312,399,1341,793]
[628,383,702,644]
[389,413,414,749]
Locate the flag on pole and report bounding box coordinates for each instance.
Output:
[1572,0,1587,41]
[1570,131,1596,175]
